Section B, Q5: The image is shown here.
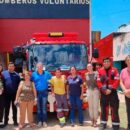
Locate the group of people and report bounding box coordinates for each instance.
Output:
[0,55,130,130]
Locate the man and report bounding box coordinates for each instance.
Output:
[120,55,130,130]
[31,62,52,127]
[50,68,69,127]
[2,62,20,126]
[97,57,120,130]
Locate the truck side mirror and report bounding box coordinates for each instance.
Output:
[34,57,38,62]
[30,56,34,69]
[92,48,99,58]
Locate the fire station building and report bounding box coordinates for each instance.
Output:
[0,1,90,66]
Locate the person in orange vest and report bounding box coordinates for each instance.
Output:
[97,57,120,130]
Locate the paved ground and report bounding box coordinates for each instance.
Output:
[1,93,126,130]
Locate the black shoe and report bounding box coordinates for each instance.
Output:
[71,122,75,127]
[14,122,18,126]
[79,123,84,126]
[0,123,5,128]
[4,122,8,126]
[113,126,119,130]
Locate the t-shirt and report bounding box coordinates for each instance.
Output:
[31,71,52,91]
[67,75,83,96]
[50,75,66,95]
[120,68,130,89]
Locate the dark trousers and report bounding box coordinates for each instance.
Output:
[125,96,130,129]
[4,93,17,124]
[69,95,84,124]
[0,94,4,122]
[100,91,120,128]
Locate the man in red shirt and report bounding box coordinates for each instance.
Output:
[120,55,130,130]
[97,57,120,130]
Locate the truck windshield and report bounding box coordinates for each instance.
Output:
[28,43,87,71]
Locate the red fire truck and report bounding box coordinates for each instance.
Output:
[13,32,98,112]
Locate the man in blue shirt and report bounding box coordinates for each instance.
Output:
[2,62,20,126]
[31,62,52,127]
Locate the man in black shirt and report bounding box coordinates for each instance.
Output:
[2,62,20,126]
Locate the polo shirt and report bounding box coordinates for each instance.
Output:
[31,71,52,91]
[2,70,20,94]
[50,75,66,95]
[67,75,83,96]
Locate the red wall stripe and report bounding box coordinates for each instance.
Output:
[0,19,90,52]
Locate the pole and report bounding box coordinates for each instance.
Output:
[7,52,10,65]
[89,0,92,62]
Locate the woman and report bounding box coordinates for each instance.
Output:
[67,66,84,126]
[0,64,5,128]
[85,63,100,127]
[120,55,130,130]
[15,71,37,130]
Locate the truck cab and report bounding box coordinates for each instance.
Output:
[14,32,89,112]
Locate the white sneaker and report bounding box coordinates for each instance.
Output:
[43,122,47,128]
[37,122,42,127]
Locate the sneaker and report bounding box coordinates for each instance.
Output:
[71,122,75,127]
[60,123,65,128]
[37,122,42,127]
[113,126,119,130]
[43,122,47,128]
[0,122,5,128]
[79,123,84,126]
[99,124,106,130]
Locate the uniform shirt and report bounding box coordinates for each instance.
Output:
[120,68,130,89]
[2,70,20,94]
[67,75,83,96]
[50,75,66,95]
[97,67,119,90]
[31,71,52,91]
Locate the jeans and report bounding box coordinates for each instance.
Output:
[69,95,83,124]
[37,94,47,122]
